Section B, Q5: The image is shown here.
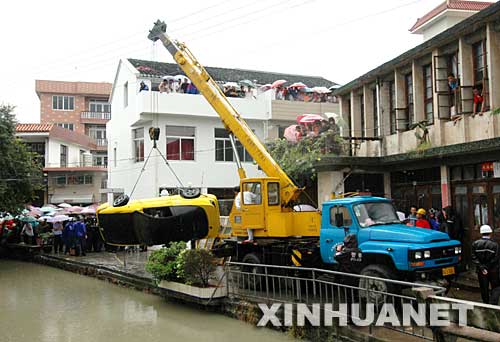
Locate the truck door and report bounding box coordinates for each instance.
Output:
[241,181,265,230]
[320,205,353,264]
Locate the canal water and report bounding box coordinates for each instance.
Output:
[0,260,295,342]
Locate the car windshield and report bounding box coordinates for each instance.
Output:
[352,202,400,228]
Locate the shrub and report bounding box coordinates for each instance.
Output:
[177,248,216,287]
[145,241,186,283]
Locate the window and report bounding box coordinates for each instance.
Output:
[67,175,93,185]
[329,206,353,227]
[55,176,66,185]
[473,40,487,86]
[423,64,433,124]
[60,145,67,167]
[133,128,144,162]
[124,82,129,107]
[353,202,399,228]
[405,73,414,126]
[89,99,111,113]
[113,147,117,167]
[56,123,74,131]
[166,125,195,161]
[87,125,106,140]
[214,128,252,162]
[359,94,365,138]
[93,155,108,167]
[372,88,378,137]
[52,95,74,110]
[389,81,396,134]
[268,182,279,206]
[241,182,262,205]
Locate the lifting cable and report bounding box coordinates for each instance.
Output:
[128,137,185,200]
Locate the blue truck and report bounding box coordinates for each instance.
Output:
[223,196,462,285]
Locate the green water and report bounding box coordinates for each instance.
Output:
[0,260,294,342]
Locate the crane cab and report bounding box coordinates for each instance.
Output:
[230,178,321,239]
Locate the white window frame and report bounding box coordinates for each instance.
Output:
[132,128,144,163]
[56,123,74,131]
[52,95,75,111]
[214,128,252,162]
[89,99,111,113]
[166,125,196,161]
[88,125,106,140]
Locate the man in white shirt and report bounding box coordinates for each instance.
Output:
[233,186,258,242]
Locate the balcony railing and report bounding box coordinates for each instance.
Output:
[94,138,108,146]
[81,111,111,120]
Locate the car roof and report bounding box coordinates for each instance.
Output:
[322,196,390,206]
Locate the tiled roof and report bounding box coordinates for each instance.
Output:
[16,123,54,133]
[16,123,97,149]
[410,0,493,32]
[35,80,112,97]
[128,58,337,87]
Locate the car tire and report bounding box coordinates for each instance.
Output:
[113,194,130,207]
[359,264,398,305]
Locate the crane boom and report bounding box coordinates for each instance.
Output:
[148,20,302,205]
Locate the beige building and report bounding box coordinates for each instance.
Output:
[16,124,108,205]
[317,1,500,259]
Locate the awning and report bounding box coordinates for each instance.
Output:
[50,194,94,205]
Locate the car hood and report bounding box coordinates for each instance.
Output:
[369,224,450,244]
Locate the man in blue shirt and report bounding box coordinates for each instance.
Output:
[74,216,87,256]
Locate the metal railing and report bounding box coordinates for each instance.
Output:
[81,111,111,120]
[94,138,108,146]
[225,261,446,340]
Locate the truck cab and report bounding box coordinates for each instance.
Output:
[320,196,462,282]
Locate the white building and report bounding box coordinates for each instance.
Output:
[107,58,338,202]
[410,0,493,41]
[16,123,108,205]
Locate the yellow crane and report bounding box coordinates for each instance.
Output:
[148,20,321,240]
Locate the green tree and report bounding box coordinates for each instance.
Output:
[0,105,42,212]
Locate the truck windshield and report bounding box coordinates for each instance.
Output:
[352,202,400,228]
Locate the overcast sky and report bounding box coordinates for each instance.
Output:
[0,0,474,122]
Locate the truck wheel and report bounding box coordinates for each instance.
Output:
[241,253,265,292]
[359,264,397,305]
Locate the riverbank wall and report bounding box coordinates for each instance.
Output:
[24,253,384,342]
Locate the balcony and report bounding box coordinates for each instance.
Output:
[95,138,108,146]
[270,100,339,121]
[80,111,111,123]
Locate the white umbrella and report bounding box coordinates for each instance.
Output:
[223,81,239,88]
[81,207,96,215]
[58,203,72,208]
[47,215,71,223]
[174,74,189,81]
[312,86,331,94]
[324,112,348,129]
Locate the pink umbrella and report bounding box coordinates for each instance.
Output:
[288,82,306,89]
[283,125,299,143]
[27,206,42,217]
[81,207,96,215]
[259,84,272,91]
[271,79,287,88]
[297,114,324,124]
[67,206,83,214]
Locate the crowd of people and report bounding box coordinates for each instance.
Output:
[0,213,104,256]
[138,76,337,103]
[401,205,464,241]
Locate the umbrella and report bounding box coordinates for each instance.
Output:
[47,215,71,223]
[312,86,331,94]
[19,216,37,223]
[58,203,72,208]
[223,81,239,88]
[40,206,56,212]
[67,206,83,213]
[288,82,306,89]
[299,87,314,93]
[174,74,189,81]
[81,207,96,215]
[259,84,272,91]
[271,79,287,88]
[283,125,299,143]
[324,112,348,129]
[38,216,52,221]
[162,75,176,80]
[297,114,324,124]
[239,79,255,88]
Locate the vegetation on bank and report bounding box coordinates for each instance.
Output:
[145,242,216,287]
[0,105,43,212]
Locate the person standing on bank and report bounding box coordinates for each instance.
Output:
[472,224,500,304]
[75,216,87,256]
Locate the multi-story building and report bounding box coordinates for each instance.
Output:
[316,1,500,261]
[35,80,112,167]
[16,124,108,205]
[107,58,338,203]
